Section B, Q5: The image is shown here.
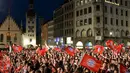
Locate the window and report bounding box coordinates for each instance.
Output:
[84,19,87,25]
[80,9,83,15]
[116,8,118,15]
[84,8,87,14]
[96,5,100,11]
[105,17,107,24]
[121,20,123,26]
[105,6,107,13]
[126,11,128,16]
[7,36,11,42]
[120,0,123,5]
[14,34,17,42]
[80,0,83,5]
[126,21,128,27]
[0,34,4,42]
[76,20,80,27]
[85,0,87,3]
[111,18,113,25]
[30,39,32,42]
[88,7,92,13]
[116,19,118,26]
[125,1,127,6]
[76,11,79,17]
[76,1,80,6]
[121,10,123,16]
[110,7,113,14]
[115,0,118,3]
[96,17,100,23]
[28,21,30,23]
[88,18,92,24]
[80,20,83,26]
[87,28,92,37]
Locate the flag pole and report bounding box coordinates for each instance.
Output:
[74,51,86,73]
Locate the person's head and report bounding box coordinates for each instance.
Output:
[35,70,41,73]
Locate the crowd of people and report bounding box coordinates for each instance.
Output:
[0,45,130,73]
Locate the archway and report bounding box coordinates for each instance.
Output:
[76,41,83,49]
[85,41,93,49]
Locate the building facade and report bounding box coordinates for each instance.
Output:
[47,20,55,47]
[0,16,22,47]
[41,22,48,46]
[22,0,37,47]
[74,0,130,49]
[53,0,74,46]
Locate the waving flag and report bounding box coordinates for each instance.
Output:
[65,46,75,56]
[120,64,127,73]
[106,40,114,50]
[80,54,101,72]
[93,45,104,54]
[38,47,48,56]
[12,45,23,53]
[54,47,61,52]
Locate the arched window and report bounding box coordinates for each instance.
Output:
[0,34,4,42]
[81,29,86,37]
[6,32,11,42]
[14,34,17,42]
[115,29,120,37]
[109,28,115,37]
[104,28,109,36]
[76,30,80,37]
[126,30,129,36]
[87,28,92,37]
[121,30,125,37]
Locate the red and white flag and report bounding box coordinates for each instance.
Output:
[65,46,75,56]
[12,45,23,53]
[54,47,61,52]
[93,45,104,54]
[80,54,101,72]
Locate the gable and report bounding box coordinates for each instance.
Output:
[0,16,21,31]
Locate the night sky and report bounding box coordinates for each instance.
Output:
[0,0,64,25]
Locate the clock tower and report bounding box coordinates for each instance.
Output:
[24,0,36,47]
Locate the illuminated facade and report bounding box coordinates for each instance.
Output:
[74,0,130,49]
[0,16,22,46]
[47,20,55,47]
[22,0,36,47]
[41,22,48,46]
[53,0,74,46]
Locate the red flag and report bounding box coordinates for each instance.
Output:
[15,65,23,72]
[12,45,23,53]
[54,47,61,52]
[0,52,3,60]
[114,44,124,54]
[120,64,127,73]
[106,40,114,50]
[80,54,101,72]
[93,45,104,54]
[38,48,48,56]
[65,46,75,56]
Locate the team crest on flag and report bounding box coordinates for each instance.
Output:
[87,59,95,67]
[69,47,73,52]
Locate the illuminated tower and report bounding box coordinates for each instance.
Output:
[25,0,36,46]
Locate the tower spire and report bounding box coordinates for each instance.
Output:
[29,0,34,9]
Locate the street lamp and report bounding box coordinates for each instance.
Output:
[109,32,113,36]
